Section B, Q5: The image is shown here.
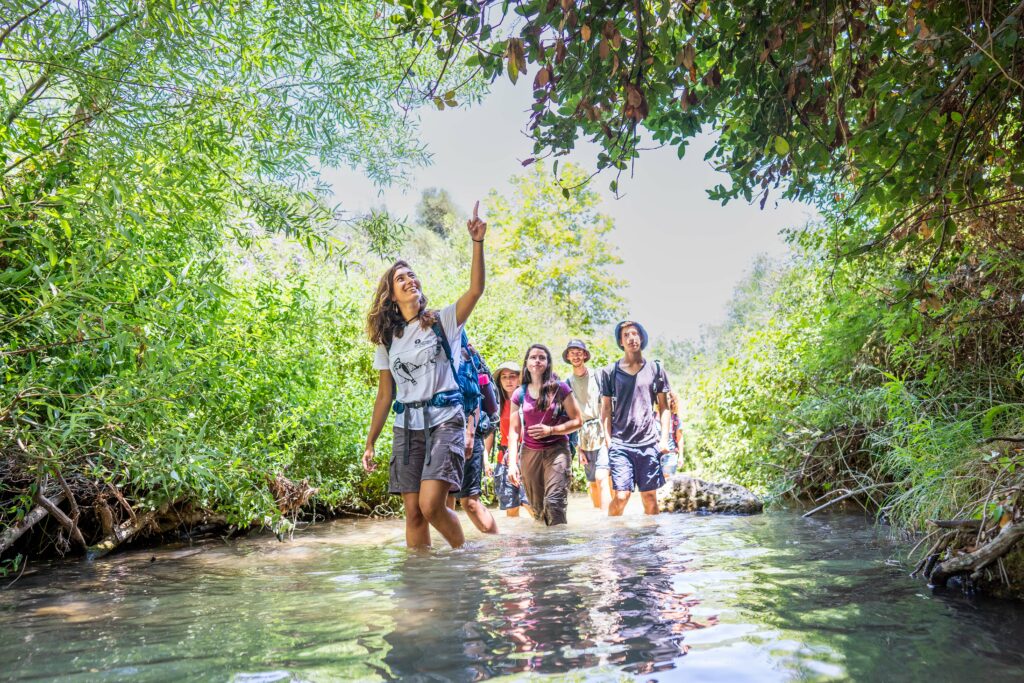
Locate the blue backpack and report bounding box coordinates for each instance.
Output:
[451,329,483,416]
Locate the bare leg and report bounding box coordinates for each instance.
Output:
[505,507,520,517]
[419,480,465,548]
[588,481,603,509]
[595,469,610,512]
[446,494,456,510]
[608,490,632,516]
[402,493,431,548]
[462,496,499,534]
[640,490,659,515]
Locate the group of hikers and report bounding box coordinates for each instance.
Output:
[361,204,682,548]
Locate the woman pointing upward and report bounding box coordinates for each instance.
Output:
[362,202,487,548]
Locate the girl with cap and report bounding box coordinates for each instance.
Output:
[507,344,583,526]
[492,361,531,517]
[361,202,487,548]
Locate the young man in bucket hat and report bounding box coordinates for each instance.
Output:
[562,339,612,511]
[599,320,672,516]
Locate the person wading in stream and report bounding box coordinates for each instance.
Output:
[490,361,531,517]
[562,339,612,511]
[600,321,672,516]
[362,202,487,548]
[507,344,582,526]
[445,333,499,535]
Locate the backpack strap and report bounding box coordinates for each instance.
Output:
[653,359,667,394]
[431,321,458,377]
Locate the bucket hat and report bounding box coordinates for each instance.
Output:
[494,361,521,376]
[614,320,649,350]
[561,339,591,363]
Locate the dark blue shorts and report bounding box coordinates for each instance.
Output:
[455,435,484,498]
[609,442,665,492]
[493,461,529,509]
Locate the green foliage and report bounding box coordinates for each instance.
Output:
[0,1,478,551]
[680,220,1024,530]
[401,0,1024,259]
[485,161,626,333]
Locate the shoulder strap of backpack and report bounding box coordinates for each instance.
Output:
[430,322,462,394]
[654,359,666,393]
[431,321,453,363]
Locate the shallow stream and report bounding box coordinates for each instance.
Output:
[3,495,1024,681]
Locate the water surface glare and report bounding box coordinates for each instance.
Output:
[3,495,1024,682]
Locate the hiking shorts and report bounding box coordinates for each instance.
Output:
[493,461,529,510]
[389,415,465,494]
[455,434,485,498]
[579,446,609,482]
[609,442,665,492]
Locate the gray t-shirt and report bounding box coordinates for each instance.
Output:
[600,360,670,446]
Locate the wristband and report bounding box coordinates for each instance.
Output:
[472,238,484,243]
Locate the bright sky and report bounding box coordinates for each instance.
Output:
[322,80,817,344]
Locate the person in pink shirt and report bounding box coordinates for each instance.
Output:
[507,344,582,525]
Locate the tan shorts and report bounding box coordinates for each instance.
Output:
[389,415,465,494]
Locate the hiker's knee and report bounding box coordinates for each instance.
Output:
[419,497,449,522]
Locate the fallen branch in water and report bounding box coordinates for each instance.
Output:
[929,519,1024,587]
[801,482,898,518]
[0,493,65,556]
[911,530,956,578]
[87,508,160,561]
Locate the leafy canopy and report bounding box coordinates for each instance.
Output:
[390,0,1024,257]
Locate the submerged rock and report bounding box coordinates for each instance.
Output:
[659,474,763,514]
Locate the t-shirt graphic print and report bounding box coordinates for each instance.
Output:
[389,335,442,388]
[373,303,464,430]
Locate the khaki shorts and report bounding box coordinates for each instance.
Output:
[389,415,465,494]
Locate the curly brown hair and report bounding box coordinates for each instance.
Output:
[366,260,439,347]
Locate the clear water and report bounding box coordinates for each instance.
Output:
[3,495,1024,682]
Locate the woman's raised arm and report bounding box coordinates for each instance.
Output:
[456,201,486,326]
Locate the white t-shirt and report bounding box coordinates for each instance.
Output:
[373,303,464,430]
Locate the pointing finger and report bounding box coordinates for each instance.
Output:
[472,200,479,220]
